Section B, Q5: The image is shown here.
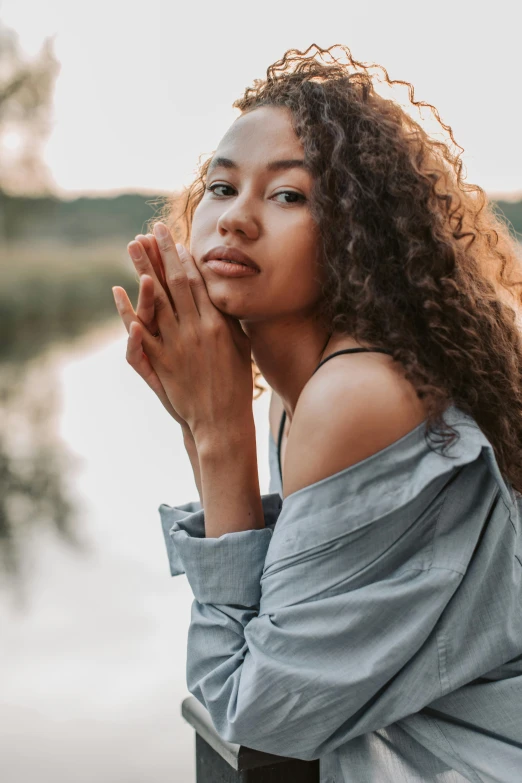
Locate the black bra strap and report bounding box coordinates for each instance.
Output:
[312,347,393,376]
[277,405,287,482]
[276,347,393,482]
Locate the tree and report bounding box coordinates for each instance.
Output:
[0,21,72,604]
[0,20,60,195]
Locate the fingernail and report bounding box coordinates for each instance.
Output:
[128,242,141,260]
[154,223,168,239]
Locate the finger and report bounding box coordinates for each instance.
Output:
[127,240,178,334]
[135,235,177,316]
[112,286,136,334]
[126,320,143,363]
[175,243,216,318]
[112,285,158,353]
[135,233,168,292]
[136,274,158,335]
[153,222,200,322]
[146,233,167,287]
[125,321,180,419]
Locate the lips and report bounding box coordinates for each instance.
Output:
[202,245,260,271]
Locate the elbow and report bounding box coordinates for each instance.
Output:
[189,681,322,761]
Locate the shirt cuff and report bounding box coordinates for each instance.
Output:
[158,493,283,606]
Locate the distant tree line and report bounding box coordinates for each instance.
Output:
[0,190,174,243]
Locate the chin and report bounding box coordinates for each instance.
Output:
[209,286,277,324]
[206,290,247,318]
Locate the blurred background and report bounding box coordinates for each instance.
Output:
[0,1,521,780]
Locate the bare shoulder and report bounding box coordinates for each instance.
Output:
[283,357,427,498]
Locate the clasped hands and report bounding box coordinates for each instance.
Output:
[112,222,254,449]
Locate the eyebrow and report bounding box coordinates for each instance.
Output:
[207,156,309,175]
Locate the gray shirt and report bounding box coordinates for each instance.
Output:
[159,403,522,782]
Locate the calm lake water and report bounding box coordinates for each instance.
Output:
[0,320,272,783]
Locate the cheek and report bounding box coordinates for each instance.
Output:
[278,221,320,284]
[190,197,217,236]
[189,213,214,267]
[188,204,206,251]
[272,252,322,311]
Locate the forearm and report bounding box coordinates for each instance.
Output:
[195,417,265,538]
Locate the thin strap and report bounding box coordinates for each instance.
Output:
[312,347,393,376]
[277,407,287,484]
[276,347,393,482]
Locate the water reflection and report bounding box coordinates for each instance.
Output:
[0,357,85,604]
[0,240,138,601]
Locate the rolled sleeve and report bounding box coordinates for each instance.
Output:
[158,493,282,606]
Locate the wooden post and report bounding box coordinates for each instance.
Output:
[181,696,320,782]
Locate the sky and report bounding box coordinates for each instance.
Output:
[1,0,521,200]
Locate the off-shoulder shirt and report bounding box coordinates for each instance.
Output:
[159,402,522,782]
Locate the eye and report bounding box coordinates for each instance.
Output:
[206,183,235,197]
[272,190,306,205]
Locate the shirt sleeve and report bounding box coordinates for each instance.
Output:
[159,493,282,605]
[158,406,505,762]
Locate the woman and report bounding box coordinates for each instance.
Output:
[112,45,522,782]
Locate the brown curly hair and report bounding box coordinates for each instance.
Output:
[149,43,522,495]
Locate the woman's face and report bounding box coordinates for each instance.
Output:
[190,105,322,324]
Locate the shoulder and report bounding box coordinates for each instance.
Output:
[283,356,427,498]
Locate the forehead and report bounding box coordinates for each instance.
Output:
[214,106,302,160]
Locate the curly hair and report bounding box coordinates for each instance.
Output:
[149,43,522,495]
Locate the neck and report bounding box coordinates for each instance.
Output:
[243,317,335,421]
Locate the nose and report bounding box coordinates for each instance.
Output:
[216,193,259,240]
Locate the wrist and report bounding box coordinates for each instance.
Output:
[196,421,263,537]
[194,416,256,460]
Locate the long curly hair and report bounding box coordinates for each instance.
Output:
[149,44,522,495]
